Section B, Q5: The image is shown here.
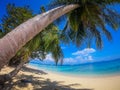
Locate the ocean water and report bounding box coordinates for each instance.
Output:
[29,59,120,76]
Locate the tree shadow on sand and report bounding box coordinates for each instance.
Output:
[11,74,94,90]
[21,66,48,75]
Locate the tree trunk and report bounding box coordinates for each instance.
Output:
[0,62,25,90]
[8,61,25,78]
[0,4,79,70]
[0,61,25,83]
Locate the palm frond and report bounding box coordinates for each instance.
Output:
[50,0,120,49]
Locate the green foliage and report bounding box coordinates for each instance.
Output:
[24,23,64,65]
[1,4,33,33]
[51,0,120,49]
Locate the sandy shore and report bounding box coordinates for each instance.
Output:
[1,65,120,90]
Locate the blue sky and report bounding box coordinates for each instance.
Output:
[0,0,120,65]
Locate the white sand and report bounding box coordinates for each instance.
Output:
[1,65,120,90]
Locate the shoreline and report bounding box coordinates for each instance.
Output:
[1,65,120,90]
[25,64,120,90]
[26,64,120,78]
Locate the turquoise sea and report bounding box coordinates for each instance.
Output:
[29,58,120,76]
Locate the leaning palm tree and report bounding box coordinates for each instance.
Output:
[0,5,63,85]
[0,0,120,70]
[0,23,63,85]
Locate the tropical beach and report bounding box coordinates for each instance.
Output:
[1,65,120,90]
[0,0,120,90]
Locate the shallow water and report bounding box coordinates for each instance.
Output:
[29,59,120,76]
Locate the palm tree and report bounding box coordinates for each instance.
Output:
[0,5,63,85]
[0,23,63,86]
[0,0,120,70]
[56,0,120,48]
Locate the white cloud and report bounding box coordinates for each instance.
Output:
[72,48,96,56]
[44,54,54,61]
[64,58,76,63]
[63,48,96,65]
[88,56,93,61]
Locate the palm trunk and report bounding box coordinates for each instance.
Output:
[0,61,25,83]
[0,4,79,70]
[8,61,25,78]
[0,61,25,90]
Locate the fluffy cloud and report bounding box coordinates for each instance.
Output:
[63,55,94,65]
[88,56,93,61]
[64,58,76,64]
[44,54,54,61]
[63,48,96,65]
[73,48,96,61]
[72,48,96,56]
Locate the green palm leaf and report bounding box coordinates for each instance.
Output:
[51,0,120,49]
